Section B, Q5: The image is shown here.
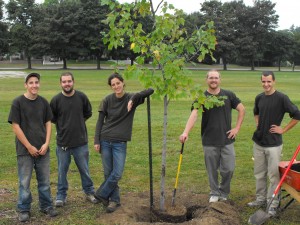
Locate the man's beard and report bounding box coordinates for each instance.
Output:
[63,87,73,94]
[209,83,218,89]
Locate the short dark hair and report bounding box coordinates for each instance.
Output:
[261,71,275,81]
[60,72,74,82]
[108,73,124,86]
[25,73,40,83]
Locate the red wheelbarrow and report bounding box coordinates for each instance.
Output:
[278,161,300,210]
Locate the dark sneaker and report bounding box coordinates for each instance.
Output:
[94,194,109,206]
[55,199,66,207]
[41,207,58,217]
[18,211,30,222]
[86,194,99,204]
[247,200,266,207]
[106,201,120,213]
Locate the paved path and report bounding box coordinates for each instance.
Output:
[0,71,27,78]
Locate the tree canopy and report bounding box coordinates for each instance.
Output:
[1,0,299,70]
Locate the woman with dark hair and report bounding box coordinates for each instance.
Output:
[94,73,154,213]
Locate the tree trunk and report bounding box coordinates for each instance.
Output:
[278,58,281,71]
[63,58,67,69]
[160,94,168,211]
[222,57,227,70]
[251,58,255,71]
[292,62,295,72]
[27,56,32,69]
[97,55,101,70]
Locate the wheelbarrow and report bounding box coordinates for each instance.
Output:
[278,161,300,211]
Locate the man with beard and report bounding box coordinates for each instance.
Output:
[50,72,98,207]
[179,69,245,203]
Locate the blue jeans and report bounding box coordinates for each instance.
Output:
[56,144,94,201]
[95,141,127,204]
[17,152,53,212]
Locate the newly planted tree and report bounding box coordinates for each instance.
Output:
[101,0,222,211]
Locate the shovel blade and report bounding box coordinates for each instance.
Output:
[248,209,271,225]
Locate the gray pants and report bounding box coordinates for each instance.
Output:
[203,144,235,198]
[253,143,282,208]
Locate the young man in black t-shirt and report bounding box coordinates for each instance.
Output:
[8,73,58,222]
[247,71,300,217]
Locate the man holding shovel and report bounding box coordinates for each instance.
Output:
[248,71,300,217]
[179,69,245,203]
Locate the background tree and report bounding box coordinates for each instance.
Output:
[289,26,300,71]
[29,4,49,59]
[264,30,294,71]
[78,0,109,69]
[0,0,9,56]
[6,0,39,69]
[199,0,241,70]
[33,0,82,69]
[101,0,221,211]
[235,0,278,70]
[184,0,279,70]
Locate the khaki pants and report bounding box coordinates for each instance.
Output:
[253,143,282,208]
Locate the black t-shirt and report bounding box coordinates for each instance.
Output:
[50,90,92,148]
[252,90,300,147]
[8,95,53,156]
[94,88,154,144]
[192,89,241,146]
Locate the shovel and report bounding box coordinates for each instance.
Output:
[171,143,185,207]
[248,144,300,225]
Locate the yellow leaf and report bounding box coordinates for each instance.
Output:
[130,43,135,49]
[153,50,161,61]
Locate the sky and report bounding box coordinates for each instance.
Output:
[118,0,300,30]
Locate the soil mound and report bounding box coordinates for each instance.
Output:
[95,191,241,225]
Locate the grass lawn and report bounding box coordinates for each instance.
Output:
[1,69,300,224]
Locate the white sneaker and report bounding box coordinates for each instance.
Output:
[219,197,227,201]
[209,196,219,203]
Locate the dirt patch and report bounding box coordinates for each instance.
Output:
[95,191,241,225]
[0,188,241,224]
